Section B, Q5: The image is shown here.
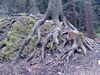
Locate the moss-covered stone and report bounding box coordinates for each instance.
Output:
[0,16,37,61]
[18,13,28,15]
[41,25,52,32]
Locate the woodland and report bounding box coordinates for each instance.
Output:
[0,0,100,75]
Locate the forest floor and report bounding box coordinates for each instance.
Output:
[0,41,100,75]
[0,15,100,75]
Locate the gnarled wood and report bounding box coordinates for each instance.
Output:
[15,1,94,74]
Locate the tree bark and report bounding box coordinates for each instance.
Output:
[83,0,95,39]
[3,0,13,15]
[72,0,78,28]
[47,0,63,15]
[15,2,94,74]
[29,0,39,14]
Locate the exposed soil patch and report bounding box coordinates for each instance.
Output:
[0,41,100,75]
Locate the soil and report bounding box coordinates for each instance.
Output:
[0,16,100,75]
[0,40,100,75]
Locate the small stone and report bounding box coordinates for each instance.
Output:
[58,72,64,75]
[98,60,100,65]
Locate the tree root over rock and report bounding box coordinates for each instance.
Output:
[60,30,94,74]
[61,30,94,61]
[14,13,94,75]
[15,14,94,63]
[14,0,94,74]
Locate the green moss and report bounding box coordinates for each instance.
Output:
[45,45,51,50]
[18,13,28,15]
[41,25,51,32]
[58,36,62,41]
[0,42,5,47]
[95,33,100,37]
[0,16,37,61]
[0,50,11,61]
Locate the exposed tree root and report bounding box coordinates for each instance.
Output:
[27,15,62,62]
[15,13,49,62]
[15,8,93,73]
[27,46,37,62]
[0,0,94,74]
[60,30,94,74]
[61,30,93,58]
[15,13,94,64]
[41,27,61,62]
[13,14,94,75]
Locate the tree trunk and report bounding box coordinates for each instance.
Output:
[72,0,78,28]
[3,0,13,15]
[47,0,63,15]
[25,0,30,13]
[15,1,94,75]
[29,0,39,14]
[83,0,95,39]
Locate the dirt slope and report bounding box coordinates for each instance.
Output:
[0,15,100,75]
[0,41,100,75]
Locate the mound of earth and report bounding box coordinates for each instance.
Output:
[0,15,100,75]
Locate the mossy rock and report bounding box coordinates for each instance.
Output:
[0,16,37,61]
[41,25,51,32]
[18,13,28,15]
[0,16,54,61]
